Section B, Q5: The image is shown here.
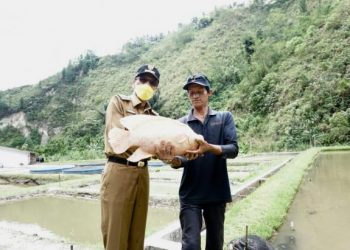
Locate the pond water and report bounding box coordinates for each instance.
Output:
[271,151,350,250]
[0,196,178,249]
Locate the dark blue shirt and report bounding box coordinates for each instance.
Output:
[178,108,239,204]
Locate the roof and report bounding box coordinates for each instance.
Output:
[0,146,33,155]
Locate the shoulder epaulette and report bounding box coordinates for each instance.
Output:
[117,94,131,101]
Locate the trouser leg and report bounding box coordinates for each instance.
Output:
[203,203,226,250]
[100,163,139,250]
[128,168,149,250]
[180,202,203,250]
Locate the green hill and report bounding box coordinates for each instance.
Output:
[0,0,349,161]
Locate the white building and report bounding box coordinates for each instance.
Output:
[0,146,36,168]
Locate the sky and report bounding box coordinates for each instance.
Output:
[0,0,244,91]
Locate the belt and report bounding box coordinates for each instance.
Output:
[108,156,148,167]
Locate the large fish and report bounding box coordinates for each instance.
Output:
[108,114,203,162]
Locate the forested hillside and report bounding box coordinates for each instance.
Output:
[0,0,349,161]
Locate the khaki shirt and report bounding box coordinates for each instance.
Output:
[104,93,158,159]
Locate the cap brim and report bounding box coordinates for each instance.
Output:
[183,81,209,90]
[136,70,159,80]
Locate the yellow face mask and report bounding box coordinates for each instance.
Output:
[135,84,155,101]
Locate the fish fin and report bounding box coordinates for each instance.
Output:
[108,127,131,154]
[127,148,153,162]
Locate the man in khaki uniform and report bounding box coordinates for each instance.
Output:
[101,65,171,250]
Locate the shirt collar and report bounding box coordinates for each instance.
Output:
[187,107,217,121]
[131,92,152,111]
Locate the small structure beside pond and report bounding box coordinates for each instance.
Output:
[0,146,37,168]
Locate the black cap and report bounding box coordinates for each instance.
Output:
[183,73,211,90]
[135,64,160,80]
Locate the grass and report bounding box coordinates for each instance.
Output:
[221,146,350,247]
[321,145,350,152]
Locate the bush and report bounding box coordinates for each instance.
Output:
[326,110,350,144]
[0,126,26,148]
[173,26,195,48]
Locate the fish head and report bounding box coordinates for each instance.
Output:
[185,133,204,150]
[194,134,204,147]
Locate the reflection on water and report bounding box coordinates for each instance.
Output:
[0,196,178,248]
[271,151,350,250]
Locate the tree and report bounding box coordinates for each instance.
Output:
[62,62,76,83]
[0,100,11,118]
[80,50,99,74]
[244,37,255,64]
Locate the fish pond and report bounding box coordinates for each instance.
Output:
[0,196,178,249]
[271,151,350,250]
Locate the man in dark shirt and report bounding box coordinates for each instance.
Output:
[171,73,239,250]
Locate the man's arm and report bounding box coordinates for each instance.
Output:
[104,96,125,156]
[184,112,238,159]
[221,111,239,159]
[167,156,184,169]
[184,139,221,160]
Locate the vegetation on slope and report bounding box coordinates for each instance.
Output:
[0,0,349,160]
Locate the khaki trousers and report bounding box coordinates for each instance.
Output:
[101,162,149,250]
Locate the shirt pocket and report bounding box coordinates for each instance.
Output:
[207,121,223,143]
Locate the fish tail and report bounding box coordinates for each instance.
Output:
[108,127,131,154]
